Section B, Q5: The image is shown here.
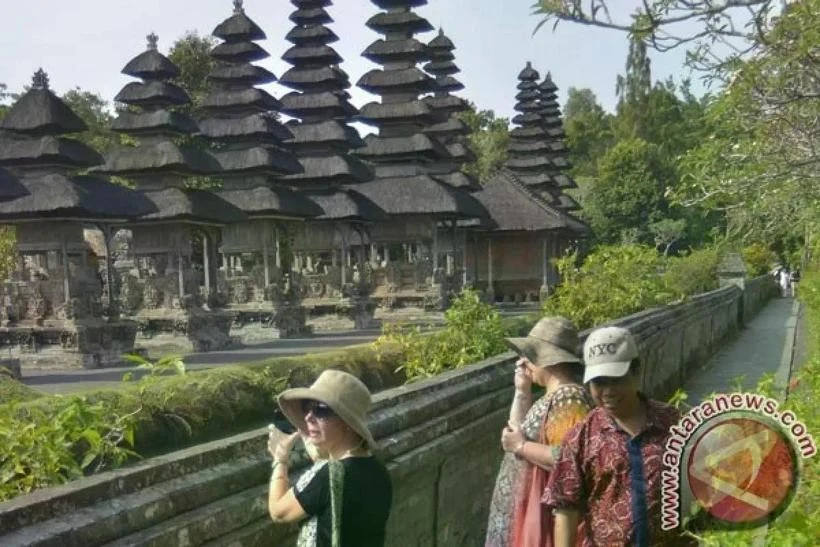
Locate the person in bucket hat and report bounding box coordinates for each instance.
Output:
[486,317,593,547]
[267,370,392,547]
[544,326,695,546]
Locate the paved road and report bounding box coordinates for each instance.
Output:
[22,307,537,394]
[682,297,802,404]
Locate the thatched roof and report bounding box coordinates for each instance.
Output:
[97,141,221,176]
[212,4,266,41]
[282,45,342,65]
[366,11,433,34]
[211,41,269,64]
[280,91,357,119]
[289,7,332,26]
[279,66,349,92]
[432,76,463,93]
[372,0,428,8]
[208,64,276,86]
[518,62,539,81]
[358,68,433,95]
[218,184,323,218]
[122,47,179,81]
[355,133,449,162]
[293,0,332,7]
[0,85,86,136]
[198,114,293,142]
[508,140,549,153]
[0,174,155,221]
[305,188,386,221]
[557,193,581,211]
[358,100,434,126]
[285,120,364,149]
[510,126,546,139]
[138,188,246,224]
[0,167,29,201]
[352,175,488,220]
[432,171,480,191]
[286,24,338,45]
[424,60,458,75]
[476,169,587,234]
[362,39,428,64]
[539,73,558,93]
[505,155,552,170]
[212,147,303,175]
[114,81,190,108]
[0,136,103,168]
[111,111,198,135]
[200,88,281,112]
[424,117,467,137]
[446,142,476,163]
[425,95,468,112]
[285,155,372,184]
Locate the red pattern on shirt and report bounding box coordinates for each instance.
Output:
[542,398,696,546]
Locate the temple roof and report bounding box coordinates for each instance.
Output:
[285,120,365,149]
[0,167,30,201]
[279,66,349,92]
[211,146,304,175]
[114,81,190,108]
[198,113,292,142]
[96,141,221,176]
[357,68,433,95]
[111,111,199,135]
[355,133,450,162]
[212,0,266,41]
[135,188,245,224]
[218,184,324,219]
[352,175,488,220]
[121,35,179,80]
[210,41,269,64]
[208,64,276,86]
[285,155,373,185]
[0,135,103,169]
[285,24,338,45]
[366,11,434,34]
[0,174,156,221]
[475,169,587,233]
[289,7,333,26]
[305,188,386,222]
[0,70,87,136]
[362,39,428,64]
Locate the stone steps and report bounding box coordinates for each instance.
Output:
[0,455,267,547]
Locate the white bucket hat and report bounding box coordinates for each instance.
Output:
[278,369,377,450]
[583,326,639,383]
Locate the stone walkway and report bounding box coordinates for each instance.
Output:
[682,297,803,404]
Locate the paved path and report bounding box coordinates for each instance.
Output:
[682,297,802,404]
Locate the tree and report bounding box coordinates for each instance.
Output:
[584,137,674,244]
[61,88,117,154]
[650,218,687,256]
[459,102,510,184]
[167,31,216,110]
[0,83,10,121]
[563,88,613,177]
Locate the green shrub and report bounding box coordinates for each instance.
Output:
[543,244,678,330]
[742,242,778,276]
[664,247,720,296]
[374,289,511,382]
[0,374,44,403]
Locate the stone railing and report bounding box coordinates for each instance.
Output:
[0,282,774,546]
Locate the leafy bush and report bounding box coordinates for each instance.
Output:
[742,242,778,276]
[374,289,511,382]
[543,244,679,330]
[664,247,720,296]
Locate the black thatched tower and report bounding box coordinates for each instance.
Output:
[537,73,580,211]
[0,69,153,368]
[423,28,478,190]
[279,0,372,189]
[97,34,246,353]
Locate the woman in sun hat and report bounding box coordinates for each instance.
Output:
[267,369,392,547]
[485,316,593,547]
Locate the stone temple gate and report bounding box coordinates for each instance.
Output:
[0,0,587,369]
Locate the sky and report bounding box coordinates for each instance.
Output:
[0,0,704,122]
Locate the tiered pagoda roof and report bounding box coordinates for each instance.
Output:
[475,168,587,234]
[200,0,322,220]
[0,70,152,221]
[422,29,478,191]
[537,73,579,211]
[96,34,245,225]
[279,0,379,221]
[354,0,486,221]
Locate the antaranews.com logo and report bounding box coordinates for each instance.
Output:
[661,392,817,530]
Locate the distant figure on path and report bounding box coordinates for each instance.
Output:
[267,370,392,547]
[790,268,800,297]
[779,267,791,298]
[485,317,592,547]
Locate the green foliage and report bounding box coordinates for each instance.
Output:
[459,102,510,184]
[0,226,16,281]
[374,289,510,382]
[543,244,677,330]
[563,87,614,178]
[167,31,216,110]
[663,247,719,296]
[61,88,118,154]
[0,374,43,403]
[0,395,139,501]
[742,242,778,276]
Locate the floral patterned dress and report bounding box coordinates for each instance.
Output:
[485,383,593,547]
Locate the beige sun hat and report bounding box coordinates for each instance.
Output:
[504,316,582,367]
[277,369,377,450]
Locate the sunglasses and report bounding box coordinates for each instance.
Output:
[589,375,630,386]
[301,400,336,420]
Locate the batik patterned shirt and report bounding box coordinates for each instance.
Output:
[543,398,696,546]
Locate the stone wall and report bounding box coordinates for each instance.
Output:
[743,274,778,324]
[0,284,773,546]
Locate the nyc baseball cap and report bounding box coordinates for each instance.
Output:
[583,326,639,383]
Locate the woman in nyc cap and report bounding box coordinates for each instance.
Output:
[267,369,392,547]
[486,317,593,547]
